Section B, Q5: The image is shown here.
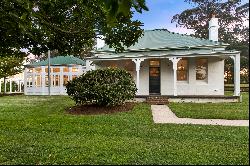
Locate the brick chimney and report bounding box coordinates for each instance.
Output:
[209,14,219,42]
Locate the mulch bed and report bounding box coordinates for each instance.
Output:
[66,102,136,115]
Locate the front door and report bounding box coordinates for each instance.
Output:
[149,60,160,94]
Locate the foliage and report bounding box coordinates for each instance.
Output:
[0,0,148,58]
[0,81,19,93]
[0,55,24,93]
[224,56,249,83]
[171,0,249,57]
[0,56,24,79]
[0,95,248,164]
[66,68,137,106]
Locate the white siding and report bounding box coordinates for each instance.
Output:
[95,56,225,96]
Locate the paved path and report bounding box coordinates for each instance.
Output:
[151,105,249,127]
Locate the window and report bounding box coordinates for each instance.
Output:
[35,75,41,87]
[196,58,208,80]
[63,75,69,86]
[53,68,60,73]
[45,76,49,87]
[45,68,51,73]
[63,67,69,72]
[177,59,188,81]
[72,67,78,72]
[35,67,41,73]
[27,76,33,87]
[149,60,160,67]
[54,75,60,86]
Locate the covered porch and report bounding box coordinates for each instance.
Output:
[86,52,241,98]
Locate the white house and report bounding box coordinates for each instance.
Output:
[86,16,240,100]
[24,55,86,95]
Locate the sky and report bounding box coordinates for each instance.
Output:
[132,0,249,34]
[132,0,195,34]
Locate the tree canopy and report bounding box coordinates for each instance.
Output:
[0,55,24,79]
[0,0,148,57]
[171,0,249,57]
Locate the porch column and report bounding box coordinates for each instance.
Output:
[41,66,46,95]
[4,79,7,93]
[32,69,35,92]
[17,80,19,92]
[59,66,64,94]
[9,79,12,93]
[230,54,241,96]
[169,57,181,96]
[132,58,145,94]
[19,80,22,92]
[86,60,95,71]
[24,68,28,95]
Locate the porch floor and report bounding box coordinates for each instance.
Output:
[135,95,241,103]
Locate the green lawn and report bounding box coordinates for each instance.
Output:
[0,95,249,165]
[169,92,249,120]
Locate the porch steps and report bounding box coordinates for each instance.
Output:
[146,96,169,105]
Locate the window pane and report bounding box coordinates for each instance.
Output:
[196,58,208,80]
[45,68,51,73]
[54,75,60,86]
[35,67,41,73]
[45,76,48,87]
[72,67,78,72]
[63,75,69,86]
[63,67,69,72]
[53,68,60,73]
[177,59,188,81]
[150,60,160,67]
[35,75,41,87]
[27,76,32,87]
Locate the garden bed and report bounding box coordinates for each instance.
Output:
[66,102,135,115]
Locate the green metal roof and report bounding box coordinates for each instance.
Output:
[27,55,86,66]
[97,29,228,52]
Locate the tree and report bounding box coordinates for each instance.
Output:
[172,0,249,56]
[0,55,24,93]
[0,0,148,58]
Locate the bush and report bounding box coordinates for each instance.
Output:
[66,68,137,106]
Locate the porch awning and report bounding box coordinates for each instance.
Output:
[88,49,240,60]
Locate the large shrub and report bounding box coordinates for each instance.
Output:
[66,68,137,106]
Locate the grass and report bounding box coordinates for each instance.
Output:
[0,95,249,165]
[169,92,249,120]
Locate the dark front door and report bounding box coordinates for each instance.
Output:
[149,61,160,94]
